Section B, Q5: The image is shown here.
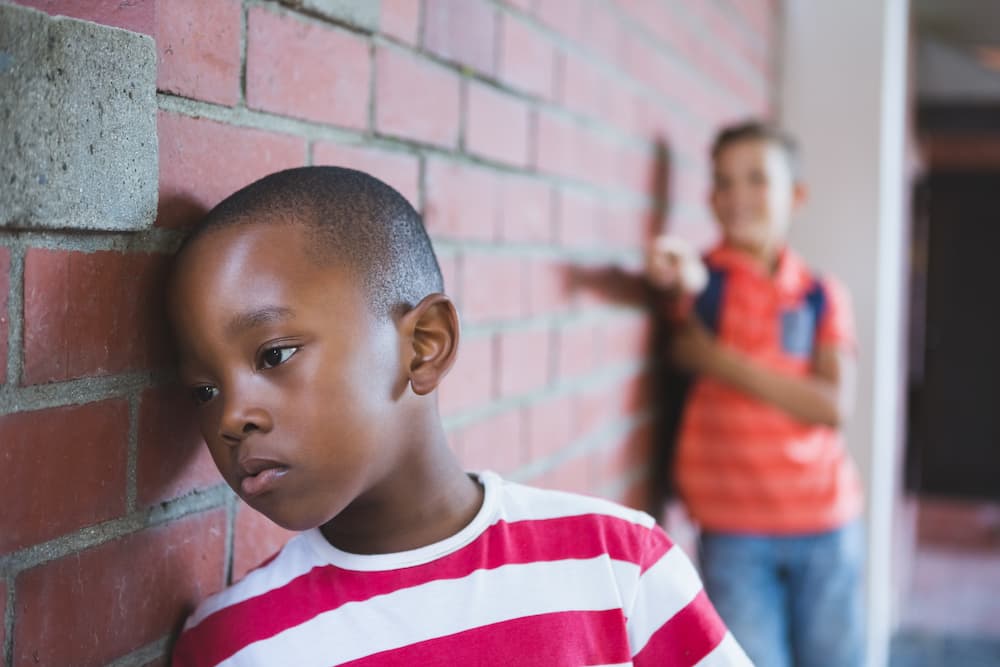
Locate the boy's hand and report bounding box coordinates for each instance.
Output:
[670,317,718,374]
[646,235,708,294]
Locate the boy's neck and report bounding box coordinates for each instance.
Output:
[319,417,484,556]
[725,238,784,275]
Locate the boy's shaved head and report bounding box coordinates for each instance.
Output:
[182,166,443,317]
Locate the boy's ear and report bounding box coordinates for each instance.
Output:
[792,181,809,211]
[399,294,460,396]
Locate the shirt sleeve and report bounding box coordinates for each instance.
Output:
[816,276,856,351]
[626,524,752,666]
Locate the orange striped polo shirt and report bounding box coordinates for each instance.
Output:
[674,244,863,534]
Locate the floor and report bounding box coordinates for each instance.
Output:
[889,498,1000,666]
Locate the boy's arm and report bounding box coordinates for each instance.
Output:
[672,319,855,428]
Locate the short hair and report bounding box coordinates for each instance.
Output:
[180,166,443,318]
[710,120,801,180]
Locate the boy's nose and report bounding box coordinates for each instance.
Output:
[218,394,273,444]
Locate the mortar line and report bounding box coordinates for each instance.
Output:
[3,245,24,388]
[0,484,229,578]
[3,576,14,667]
[125,391,141,512]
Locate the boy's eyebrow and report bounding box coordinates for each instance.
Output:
[225,306,295,336]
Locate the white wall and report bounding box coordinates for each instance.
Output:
[778,2,911,666]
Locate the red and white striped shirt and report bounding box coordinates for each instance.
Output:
[172,472,749,666]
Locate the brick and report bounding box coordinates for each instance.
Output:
[424,158,499,241]
[460,254,524,324]
[577,131,621,190]
[436,252,459,303]
[581,0,622,63]
[157,111,306,227]
[559,53,601,117]
[601,316,650,366]
[457,409,524,474]
[15,509,226,667]
[594,429,646,491]
[556,188,603,248]
[1,4,158,232]
[313,142,420,209]
[375,47,460,148]
[498,16,556,100]
[247,7,370,129]
[380,0,420,45]
[232,501,297,583]
[137,386,220,507]
[497,327,550,397]
[157,0,241,105]
[590,71,636,131]
[573,384,615,438]
[621,37,678,102]
[541,452,594,495]
[22,249,170,384]
[465,82,531,167]
[0,246,9,383]
[525,394,574,460]
[0,400,128,554]
[525,258,572,315]
[12,0,155,35]
[423,0,497,75]
[534,0,585,43]
[612,146,656,200]
[594,203,633,250]
[499,176,553,243]
[556,323,596,380]
[613,371,650,417]
[535,110,581,178]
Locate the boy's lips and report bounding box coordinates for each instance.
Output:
[238,457,289,496]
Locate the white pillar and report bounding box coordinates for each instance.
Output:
[778,2,910,666]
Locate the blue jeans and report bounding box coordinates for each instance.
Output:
[698,521,865,667]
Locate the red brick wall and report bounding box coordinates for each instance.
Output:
[0,1,776,664]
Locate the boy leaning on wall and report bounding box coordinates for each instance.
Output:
[166,166,752,666]
[648,121,864,667]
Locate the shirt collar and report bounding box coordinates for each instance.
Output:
[706,243,812,294]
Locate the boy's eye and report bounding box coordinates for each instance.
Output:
[192,385,219,405]
[260,346,298,369]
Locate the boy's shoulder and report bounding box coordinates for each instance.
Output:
[493,473,656,530]
[183,475,660,625]
[171,475,690,666]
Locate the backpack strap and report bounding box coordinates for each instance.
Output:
[648,264,727,514]
[692,268,727,334]
[804,277,827,334]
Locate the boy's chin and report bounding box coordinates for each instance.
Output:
[724,233,768,253]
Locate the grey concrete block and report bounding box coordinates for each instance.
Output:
[0,3,157,231]
[279,0,380,32]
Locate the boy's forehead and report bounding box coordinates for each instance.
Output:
[168,222,373,348]
[172,222,347,304]
[715,138,793,173]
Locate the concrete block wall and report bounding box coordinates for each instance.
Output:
[0,1,776,664]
